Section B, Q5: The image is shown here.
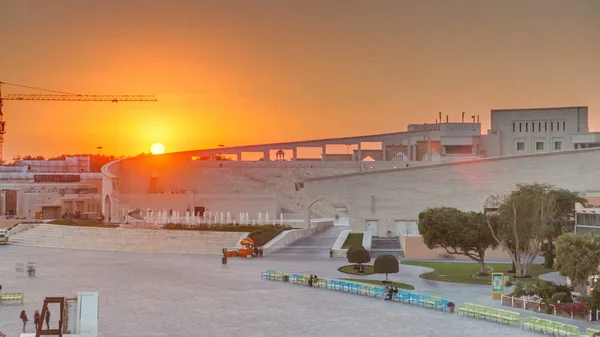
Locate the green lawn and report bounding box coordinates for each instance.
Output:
[401,261,549,285]
[342,233,364,249]
[340,278,415,290]
[49,219,118,228]
[338,264,374,275]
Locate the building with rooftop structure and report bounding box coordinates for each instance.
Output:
[101,106,600,239]
[0,156,101,219]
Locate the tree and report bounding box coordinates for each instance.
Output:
[347,245,370,272]
[486,183,558,278]
[374,254,399,281]
[555,233,600,294]
[419,207,497,274]
[543,189,588,268]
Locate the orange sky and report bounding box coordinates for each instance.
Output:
[1,0,599,161]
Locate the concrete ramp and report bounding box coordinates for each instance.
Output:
[272,225,346,255]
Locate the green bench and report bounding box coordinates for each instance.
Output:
[457,303,520,325]
[0,292,24,303]
[580,327,600,337]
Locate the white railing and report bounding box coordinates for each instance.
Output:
[501,294,597,321]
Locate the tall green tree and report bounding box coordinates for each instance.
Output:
[543,189,588,268]
[419,207,497,274]
[555,233,600,294]
[486,184,558,277]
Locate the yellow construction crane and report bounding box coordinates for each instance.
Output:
[0,81,157,162]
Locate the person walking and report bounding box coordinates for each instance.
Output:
[34,310,40,331]
[45,310,51,330]
[20,310,28,333]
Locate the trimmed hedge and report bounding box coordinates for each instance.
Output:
[163,223,292,247]
[48,219,118,228]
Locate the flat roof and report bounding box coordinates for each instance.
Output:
[491,106,587,112]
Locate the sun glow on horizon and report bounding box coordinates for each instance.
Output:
[150,143,166,155]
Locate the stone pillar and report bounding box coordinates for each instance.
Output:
[382,142,387,161]
[357,143,362,161]
[321,145,326,161]
[407,142,412,162]
[292,148,297,161]
[304,205,311,230]
[427,136,432,161]
[263,150,270,161]
[236,153,241,161]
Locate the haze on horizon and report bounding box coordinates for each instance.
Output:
[0,0,598,161]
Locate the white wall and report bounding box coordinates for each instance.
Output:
[304,147,600,236]
[490,106,588,156]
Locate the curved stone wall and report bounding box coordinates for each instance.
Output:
[303,147,600,236]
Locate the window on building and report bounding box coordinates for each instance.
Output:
[532,123,535,132]
[538,122,541,132]
[551,122,554,132]
[525,123,528,132]
[536,142,544,150]
[555,141,562,150]
[563,121,566,131]
[512,123,515,133]
[519,123,522,132]
[545,122,548,132]
[517,142,525,151]
[557,121,560,131]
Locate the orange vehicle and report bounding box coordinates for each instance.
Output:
[226,237,254,257]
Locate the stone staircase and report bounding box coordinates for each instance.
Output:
[8,224,245,255]
[370,236,404,258]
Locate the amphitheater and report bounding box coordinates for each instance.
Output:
[100,106,599,237]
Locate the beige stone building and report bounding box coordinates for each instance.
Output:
[102,106,600,237]
[0,157,101,219]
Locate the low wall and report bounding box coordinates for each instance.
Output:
[6,222,36,236]
[362,230,372,250]
[331,230,351,257]
[400,232,511,260]
[262,220,333,255]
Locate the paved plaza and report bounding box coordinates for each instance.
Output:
[0,244,553,337]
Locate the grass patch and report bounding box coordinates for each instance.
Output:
[163,223,291,247]
[401,261,548,285]
[247,227,285,247]
[48,219,118,228]
[338,264,374,275]
[340,278,415,290]
[342,233,364,249]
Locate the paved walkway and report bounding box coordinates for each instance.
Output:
[0,244,548,337]
[539,271,568,284]
[273,225,347,257]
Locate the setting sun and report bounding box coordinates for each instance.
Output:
[150,143,165,155]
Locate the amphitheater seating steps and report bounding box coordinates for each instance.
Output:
[370,236,404,258]
[8,224,245,255]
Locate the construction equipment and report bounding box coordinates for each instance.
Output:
[0,81,157,163]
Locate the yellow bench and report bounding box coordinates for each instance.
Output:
[0,292,24,303]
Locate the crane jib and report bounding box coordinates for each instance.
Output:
[2,94,157,101]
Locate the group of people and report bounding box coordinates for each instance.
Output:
[20,309,50,333]
[384,286,400,301]
[307,274,319,287]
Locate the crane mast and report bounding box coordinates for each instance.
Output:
[0,81,157,163]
